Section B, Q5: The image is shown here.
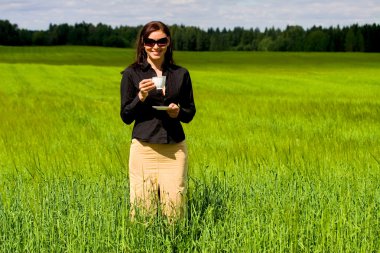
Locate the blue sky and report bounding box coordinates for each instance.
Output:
[1,0,379,30]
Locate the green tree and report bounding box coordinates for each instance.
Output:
[283,25,305,51]
[182,26,198,51]
[195,29,209,51]
[326,26,344,52]
[170,24,185,50]
[89,23,112,46]
[67,22,92,45]
[49,23,70,45]
[258,36,274,51]
[0,20,18,45]
[103,35,126,47]
[237,29,255,51]
[305,29,329,51]
[345,25,365,52]
[1,19,379,52]
[18,29,33,45]
[361,24,380,52]
[116,25,140,48]
[32,31,51,45]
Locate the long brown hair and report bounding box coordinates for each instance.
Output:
[132,21,174,68]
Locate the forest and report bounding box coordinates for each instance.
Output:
[1,19,379,52]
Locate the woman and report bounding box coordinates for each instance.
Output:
[120,21,196,219]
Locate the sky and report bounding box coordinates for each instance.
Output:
[1,0,380,31]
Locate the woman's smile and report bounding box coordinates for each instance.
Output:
[144,30,168,65]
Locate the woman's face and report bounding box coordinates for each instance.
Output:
[144,30,169,63]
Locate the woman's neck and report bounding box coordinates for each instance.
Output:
[147,58,164,73]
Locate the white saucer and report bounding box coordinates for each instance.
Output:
[152,106,170,110]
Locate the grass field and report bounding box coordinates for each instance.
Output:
[0,46,380,252]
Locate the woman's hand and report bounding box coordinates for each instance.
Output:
[138,79,156,102]
[167,103,180,118]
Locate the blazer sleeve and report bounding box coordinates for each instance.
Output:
[178,70,196,123]
[120,69,141,125]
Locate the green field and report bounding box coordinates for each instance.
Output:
[1,46,379,252]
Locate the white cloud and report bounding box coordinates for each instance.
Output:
[166,0,196,5]
[0,0,379,30]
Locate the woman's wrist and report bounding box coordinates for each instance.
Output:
[138,91,146,102]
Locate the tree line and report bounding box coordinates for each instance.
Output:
[1,19,379,52]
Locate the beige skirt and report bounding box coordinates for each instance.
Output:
[129,138,188,218]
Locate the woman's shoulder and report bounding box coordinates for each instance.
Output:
[120,64,141,75]
[168,64,189,75]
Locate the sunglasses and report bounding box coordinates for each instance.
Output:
[143,37,169,47]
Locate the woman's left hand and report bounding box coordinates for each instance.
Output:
[167,103,180,118]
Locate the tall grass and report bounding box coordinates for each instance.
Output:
[0,46,380,252]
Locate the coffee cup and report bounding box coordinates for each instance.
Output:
[152,76,166,90]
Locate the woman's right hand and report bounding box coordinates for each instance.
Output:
[138,79,155,102]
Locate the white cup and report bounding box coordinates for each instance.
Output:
[152,76,166,90]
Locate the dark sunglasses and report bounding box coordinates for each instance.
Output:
[143,37,169,47]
